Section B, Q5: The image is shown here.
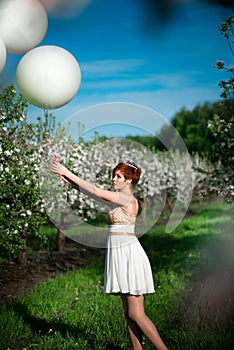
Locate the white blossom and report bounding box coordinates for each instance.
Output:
[5,150,12,157]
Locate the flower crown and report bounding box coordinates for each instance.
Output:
[125,159,138,170]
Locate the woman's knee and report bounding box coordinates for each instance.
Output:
[122,294,145,323]
[122,304,141,322]
[128,308,144,323]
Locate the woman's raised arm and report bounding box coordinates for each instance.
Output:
[50,161,132,206]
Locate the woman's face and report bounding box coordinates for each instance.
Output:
[112,170,129,191]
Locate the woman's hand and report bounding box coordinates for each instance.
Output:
[50,160,66,177]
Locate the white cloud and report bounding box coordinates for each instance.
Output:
[79,58,204,91]
[81,71,200,90]
[80,59,145,77]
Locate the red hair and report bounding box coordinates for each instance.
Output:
[112,162,141,188]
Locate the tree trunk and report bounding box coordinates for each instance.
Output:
[18,232,28,266]
[57,212,66,251]
[57,229,65,252]
[161,193,168,217]
[18,249,28,266]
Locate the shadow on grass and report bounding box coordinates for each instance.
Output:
[6,254,122,349]
[141,232,212,276]
[10,300,123,350]
[141,203,233,275]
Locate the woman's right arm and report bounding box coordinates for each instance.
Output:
[50,161,131,206]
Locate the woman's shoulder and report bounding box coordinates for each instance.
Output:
[124,195,138,216]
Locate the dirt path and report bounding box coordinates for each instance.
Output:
[0,243,105,304]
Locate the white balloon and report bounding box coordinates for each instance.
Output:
[0,37,7,73]
[0,0,48,55]
[16,45,82,110]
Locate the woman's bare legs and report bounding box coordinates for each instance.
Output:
[121,294,143,350]
[121,294,169,350]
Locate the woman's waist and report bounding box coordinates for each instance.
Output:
[108,224,135,236]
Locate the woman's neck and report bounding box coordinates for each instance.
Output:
[119,187,133,195]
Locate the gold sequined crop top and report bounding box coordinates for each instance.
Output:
[108,206,136,226]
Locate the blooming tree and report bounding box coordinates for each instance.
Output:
[208,16,234,202]
[0,85,54,264]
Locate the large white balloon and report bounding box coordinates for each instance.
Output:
[16,45,82,110]
[0,37,7,73]
[0,0,48,55]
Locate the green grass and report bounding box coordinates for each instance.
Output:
[0,201,233,349]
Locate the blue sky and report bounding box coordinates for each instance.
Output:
[1,0,232,137]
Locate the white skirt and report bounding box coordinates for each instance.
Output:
[104,234,155,295]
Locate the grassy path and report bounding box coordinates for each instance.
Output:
[0,201,233,349]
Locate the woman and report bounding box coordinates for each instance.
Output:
[50,159,169,350]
